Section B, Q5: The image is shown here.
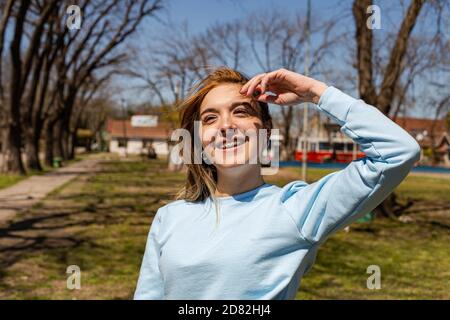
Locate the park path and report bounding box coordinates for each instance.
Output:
[0,156,100,223]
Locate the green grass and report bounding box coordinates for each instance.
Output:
[0,155,448,299]
[396,175,450,203]
[295,219,449,299]
[0,156,185,299]
[270,167,450,203]
[267,167,450,299]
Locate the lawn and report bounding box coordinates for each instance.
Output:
[0,155,448,299]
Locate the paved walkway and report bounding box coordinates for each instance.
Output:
[0,157,100,223]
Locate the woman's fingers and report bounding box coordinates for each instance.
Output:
[240,69,319,105]
[260,75,269,95]
[246,74,266,97]
[239,76,256,94]
[256,92,279,104]
[239,77,253,94]
[240,73,265,96]
[241,71,280,97]
[260,70,278,94]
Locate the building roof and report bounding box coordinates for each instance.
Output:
[305,115,449,148]
[106,119,173,140]
[392,116,449,148]
[393,116,447,136]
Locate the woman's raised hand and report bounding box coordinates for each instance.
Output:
[240,68,328,105]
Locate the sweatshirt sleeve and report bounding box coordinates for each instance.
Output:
[280,86,420,245]
[134,209,164,300]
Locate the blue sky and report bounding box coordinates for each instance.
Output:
[145,0,353,42]
[160,0,342,34]
[124,0,448,118]
[131,0,356,96]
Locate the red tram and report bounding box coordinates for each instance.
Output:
[294,138,365,163]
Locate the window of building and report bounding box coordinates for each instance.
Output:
[334,143,345,151]
[319,142,331,150]
[346,142,354,151]
[118,138,128,148]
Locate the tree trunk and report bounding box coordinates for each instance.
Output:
[86,137,92,152]
[69,128,77,160]
[45,122,54,167]
[4,0,29,175]
[24,128,42,171]
[0,117,7,172]
[61,126,70,160]
[57,105,73,161]
[4,122,26,174]
[53,120,64,160]
[352,0,425,218]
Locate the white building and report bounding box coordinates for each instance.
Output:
[106,116,173,157]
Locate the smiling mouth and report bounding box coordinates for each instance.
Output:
[215,137,249,150]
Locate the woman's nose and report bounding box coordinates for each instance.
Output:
[218,116,237,136]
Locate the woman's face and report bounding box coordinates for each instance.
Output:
[199,83,265,169]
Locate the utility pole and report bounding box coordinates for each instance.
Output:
[121,98,128,158]
[301,0,311,181]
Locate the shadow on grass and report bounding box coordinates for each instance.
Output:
[0,210,104,272]
[405,203,450,214]
[0,159,183,288]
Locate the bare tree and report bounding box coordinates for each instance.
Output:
[43,0,164,166]
[125,19,249,170]
[352,0,450,217]
[244,9,340,160]
[353,0,426,110]
[201,21,247,70]
[0,0,164,173]
[69,71,118,158]
[2,0,58,174]
[0,0,15,170]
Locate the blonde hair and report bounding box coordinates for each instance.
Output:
[176,67,273,224]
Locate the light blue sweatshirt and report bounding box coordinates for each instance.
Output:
[134,86,420,300]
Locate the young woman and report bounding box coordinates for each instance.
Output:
[134,67,420,300]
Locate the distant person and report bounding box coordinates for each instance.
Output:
[147,141,157,159]
[134,67,420,299]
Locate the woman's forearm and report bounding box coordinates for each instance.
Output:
[296,79,329,105]
[281,86,420,244]
[316,86,420,164]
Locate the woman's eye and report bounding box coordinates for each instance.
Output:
[234,108,249,116]
[202,116,216,124]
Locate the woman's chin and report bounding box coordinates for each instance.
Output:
[211,155,258,168]
[215,161,246,169]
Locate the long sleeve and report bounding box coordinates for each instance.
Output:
[134,210,164,300]
[280,86,420,245]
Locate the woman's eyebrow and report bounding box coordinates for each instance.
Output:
[200,100,256,116]
[231,101,259,114]
[200,108,219,117]
[230,101,252,108]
